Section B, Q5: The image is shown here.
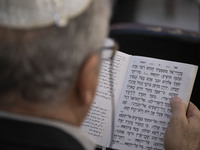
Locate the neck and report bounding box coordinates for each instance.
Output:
[0,93,81,126]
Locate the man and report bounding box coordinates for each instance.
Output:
[0,0,111,149]
[0,0,199,150]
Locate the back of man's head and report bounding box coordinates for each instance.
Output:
[0,0,112,103]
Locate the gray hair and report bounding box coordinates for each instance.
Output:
[0,0,112,102]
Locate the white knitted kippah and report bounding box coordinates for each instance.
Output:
[0,0,92,29]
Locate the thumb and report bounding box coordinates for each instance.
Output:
[164,97,188,150]
[170,96,187,120]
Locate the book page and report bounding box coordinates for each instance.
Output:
[111,56,198,150]
[81,51,131,146]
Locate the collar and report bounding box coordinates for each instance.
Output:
[0,110,96,150]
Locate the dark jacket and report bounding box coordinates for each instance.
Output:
[0,117,85,150]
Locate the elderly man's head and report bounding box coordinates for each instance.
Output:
[0,0,113,104]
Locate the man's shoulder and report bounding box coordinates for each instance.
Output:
[0,117,86,150]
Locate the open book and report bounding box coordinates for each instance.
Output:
[81,48,198,150]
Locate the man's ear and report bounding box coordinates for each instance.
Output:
[75,54,100,105]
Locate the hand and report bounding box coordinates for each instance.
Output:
[164,96,200,150]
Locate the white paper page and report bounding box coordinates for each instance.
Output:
[81,51,131,146]
[111,56,198,150]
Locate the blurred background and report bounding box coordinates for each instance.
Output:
[111,0,199,32]
[110,0,200,108]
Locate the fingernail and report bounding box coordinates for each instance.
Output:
[171,96,180,102]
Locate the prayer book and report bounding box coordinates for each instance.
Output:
[81,51,198,150]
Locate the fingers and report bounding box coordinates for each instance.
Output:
[164,97,200,150]
[170,96,187,120]
[187,102,200,118]
[164,97,187,150]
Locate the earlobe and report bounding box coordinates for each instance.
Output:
[76,54,100,105]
